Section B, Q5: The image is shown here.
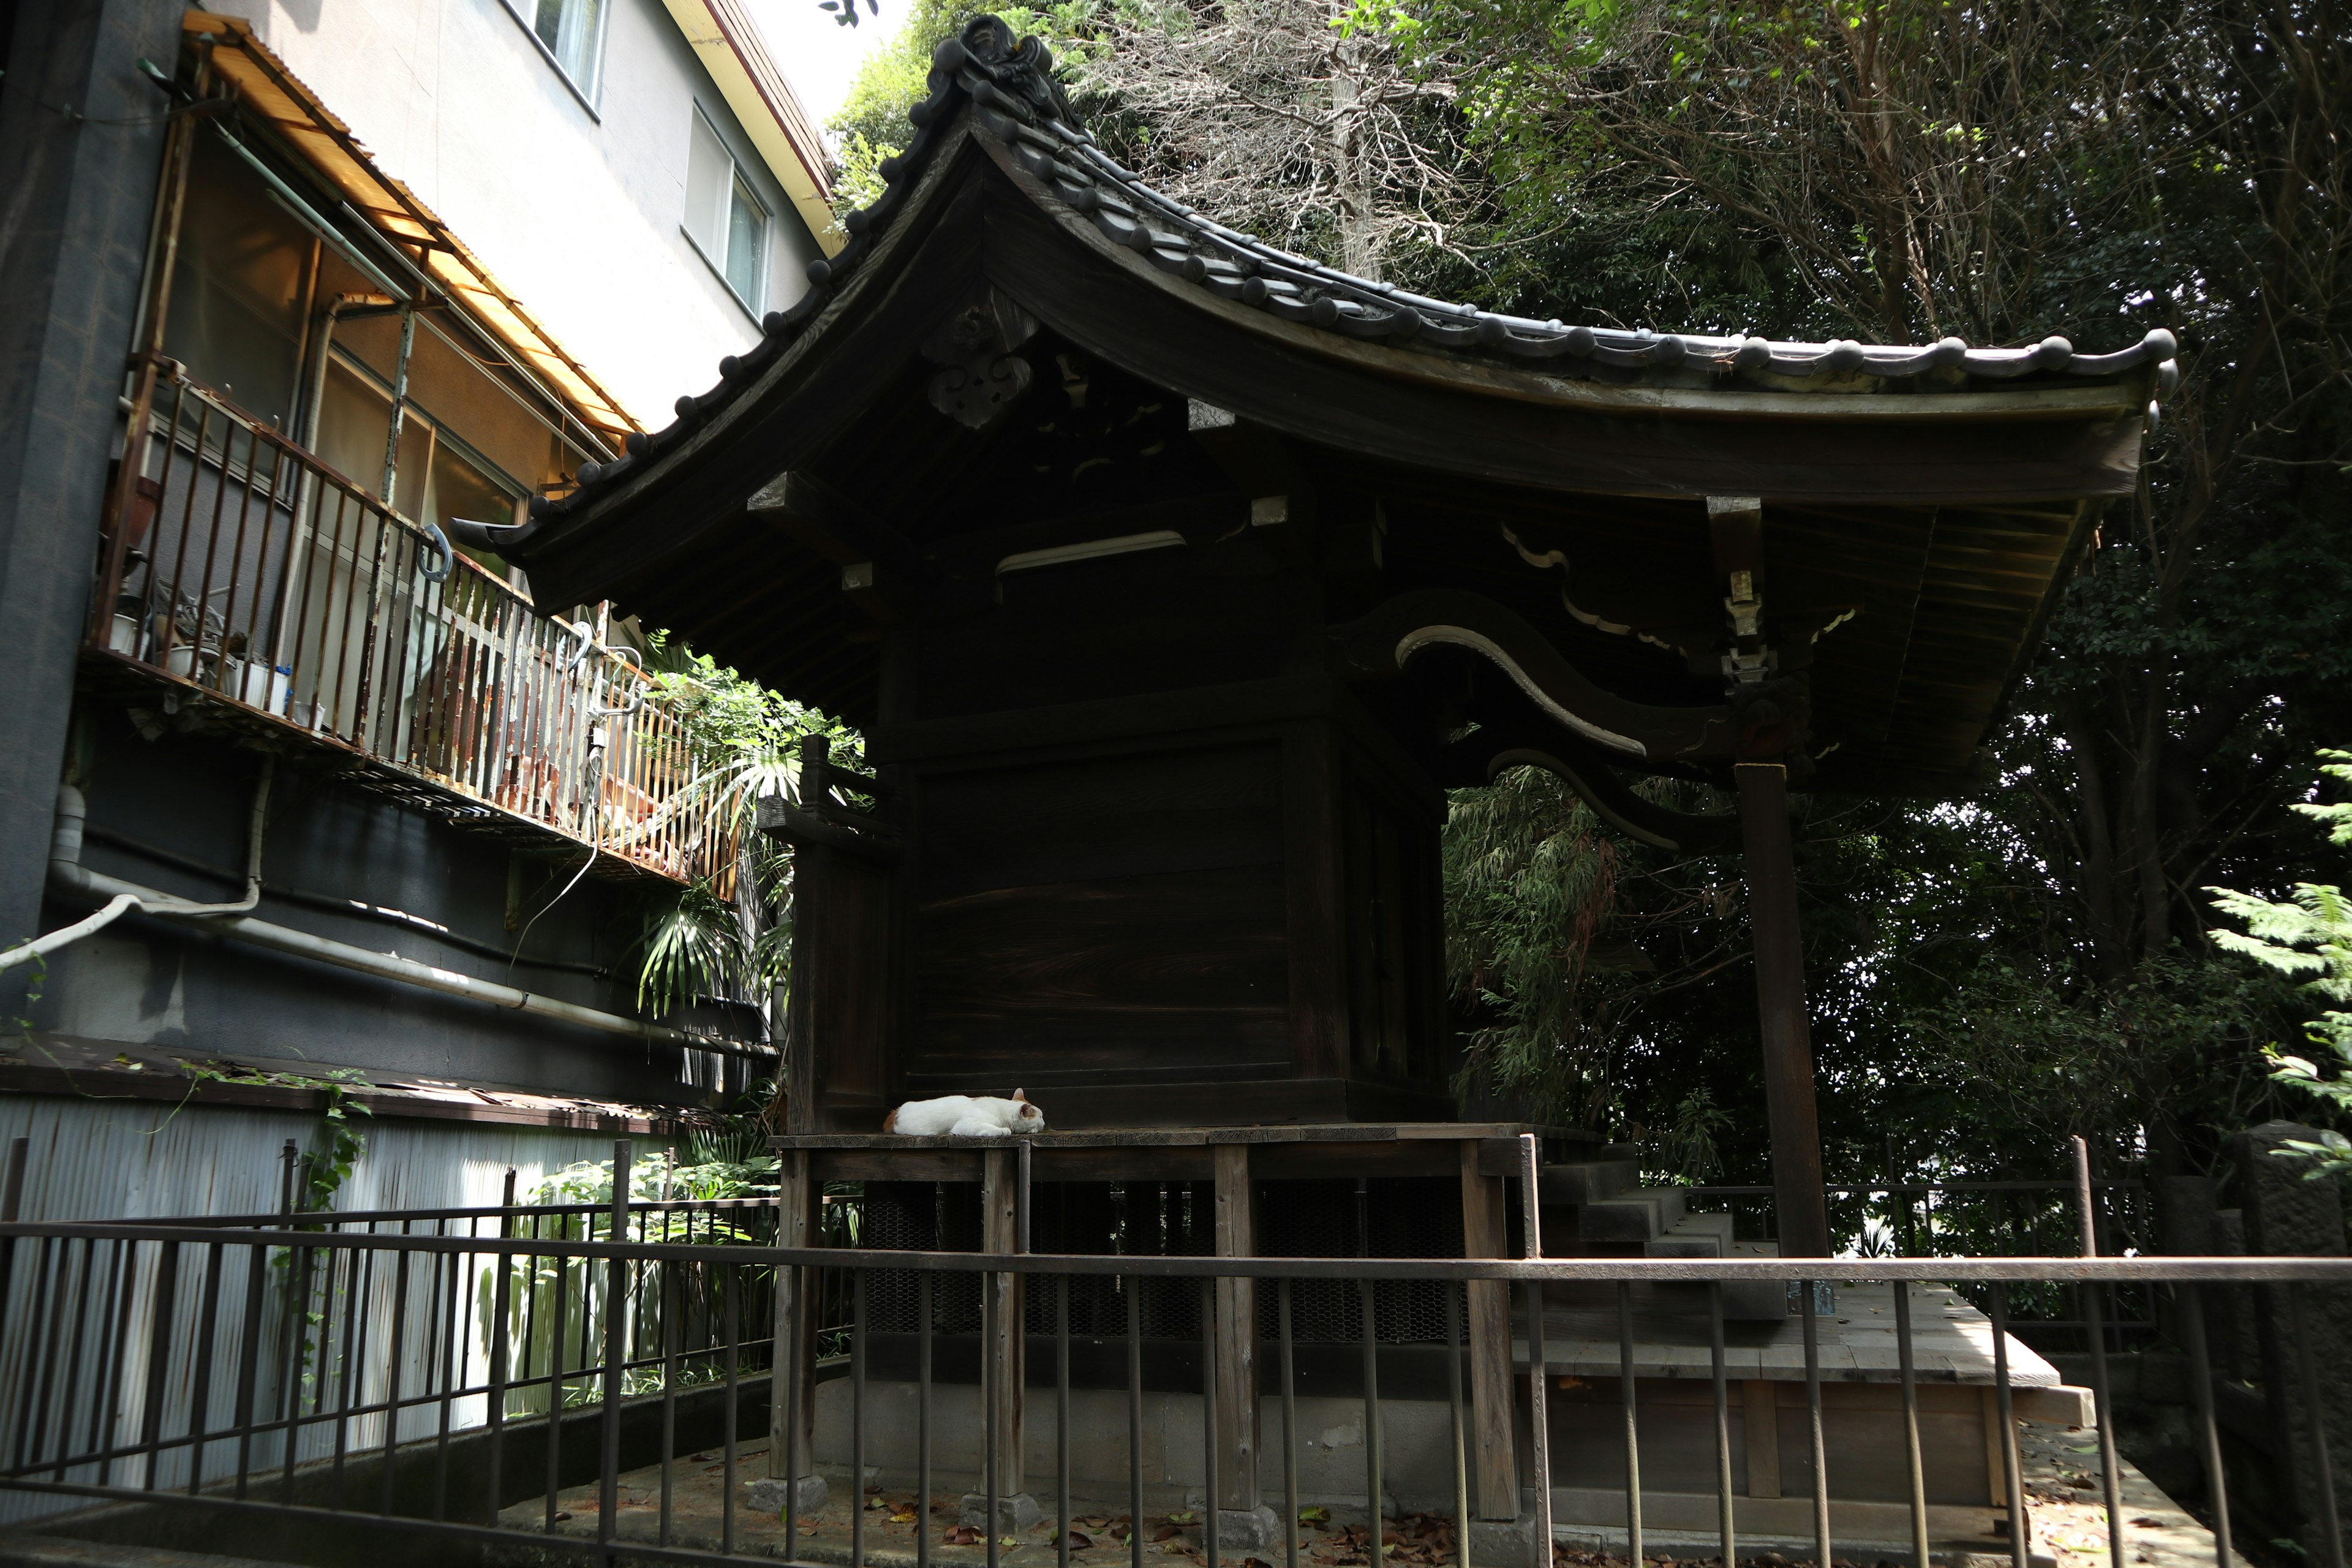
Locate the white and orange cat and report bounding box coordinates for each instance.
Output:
[882,1089,1046,1137]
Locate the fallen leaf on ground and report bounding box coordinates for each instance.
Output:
[1300,1507,1332,1525]
[1154,1526,1182,1542]
[1169,1512,1199,1525]
[891,1511,919,1525]
[946,1526,980,1545]
[1061,1531,1096,1550]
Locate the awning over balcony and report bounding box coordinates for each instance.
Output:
[183,11,641,448]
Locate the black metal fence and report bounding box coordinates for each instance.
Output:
[2,1196,2343,1568]
[1683,1178,2166,1349]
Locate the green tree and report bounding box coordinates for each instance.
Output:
[2208,749,2352,1181]
[829,0,1087,210]
[1379,0,2352,1193]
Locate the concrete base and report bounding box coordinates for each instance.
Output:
[1468,1513,1540,1564]
[820,1379,1463,1508]
[959,1493,1042,1534]
[745,1473,829,1514]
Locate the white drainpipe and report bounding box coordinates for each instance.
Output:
[15,780,773,1063]
[3,763,272,973]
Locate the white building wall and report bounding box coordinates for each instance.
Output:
[211,0,821,429]
[0,1096,676,1528]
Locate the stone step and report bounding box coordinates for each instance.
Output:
[1536,1158,1639,1206]
[1642,1209,1735,1258]
[1576,1186,1687,1243]
[1725,1238,1788,1320]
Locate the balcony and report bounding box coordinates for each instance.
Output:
[86,358,732,888]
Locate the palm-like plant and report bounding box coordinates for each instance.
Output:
[631,634,859,1023]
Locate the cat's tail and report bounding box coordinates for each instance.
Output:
[882,1106,900,1133]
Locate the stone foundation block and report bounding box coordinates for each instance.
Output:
[747,1473,829,1514]
[960,1492,1042,1534]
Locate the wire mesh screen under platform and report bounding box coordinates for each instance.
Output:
[851,1177,1464,1343]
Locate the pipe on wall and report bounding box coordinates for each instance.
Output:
[78,824,613,979]
[34,785,774,1064]
[2,765,273,974]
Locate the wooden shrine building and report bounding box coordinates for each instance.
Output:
[486,14,2169,1548]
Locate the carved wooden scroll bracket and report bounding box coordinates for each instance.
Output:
[922,284,1040,431]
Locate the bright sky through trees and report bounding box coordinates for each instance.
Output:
[748,0,910,129]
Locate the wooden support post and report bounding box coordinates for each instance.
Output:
[1735,763,1831,1261]
[983,1146,1027,1499]
[1980,1387,2009,1506]
[1459,1140,1518,1520]
[1741,1381,1782,1498]
[771,1148,820,1483]
[1212,1144,1261,1513]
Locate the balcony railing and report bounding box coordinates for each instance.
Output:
[89,358,731,887]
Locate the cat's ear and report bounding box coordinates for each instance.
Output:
[1012,1088,1028,1102]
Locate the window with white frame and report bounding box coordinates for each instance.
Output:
[515,0,606,98]
[683,108,769,313]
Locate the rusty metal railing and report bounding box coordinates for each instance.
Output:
[89,359,732,887]
[1,1197,2343,1568]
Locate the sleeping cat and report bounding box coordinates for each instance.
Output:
[883,1089,1046,1137]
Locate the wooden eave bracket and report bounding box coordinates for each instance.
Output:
[749,470,929,624]
[755,796,900,862]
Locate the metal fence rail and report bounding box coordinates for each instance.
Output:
[2,1196,2343,1568]
[89,358,734,887]
[1681,1178,2166,1348]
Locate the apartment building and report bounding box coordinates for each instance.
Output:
[0,0,834,1219]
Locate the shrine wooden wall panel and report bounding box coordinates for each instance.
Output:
[918,742,1285,898]
[915,548,1294,720]
[910,862,1291,1086]
[1338,753,1449,1093]
[790,843,900,1131]
[905,740,1291,1092]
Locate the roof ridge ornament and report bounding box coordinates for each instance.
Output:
[932,15,1084,136]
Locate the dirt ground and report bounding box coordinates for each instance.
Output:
[492,1421,2240,1568]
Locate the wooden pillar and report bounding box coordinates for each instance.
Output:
[1735,763,1831,1261]
[982,1147,1027,1498]
[1458,1140,1518,1519]
[1212,1143,1261,1513]
[1741,1381,1781,1498]
[769,1148,820,1482]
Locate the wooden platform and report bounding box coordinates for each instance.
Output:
[767,1123,1593,1182]
[769,1123,1566,1521]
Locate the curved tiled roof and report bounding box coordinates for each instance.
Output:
[538,14,2179,517]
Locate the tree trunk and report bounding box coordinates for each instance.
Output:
[1328,23,1381,280]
